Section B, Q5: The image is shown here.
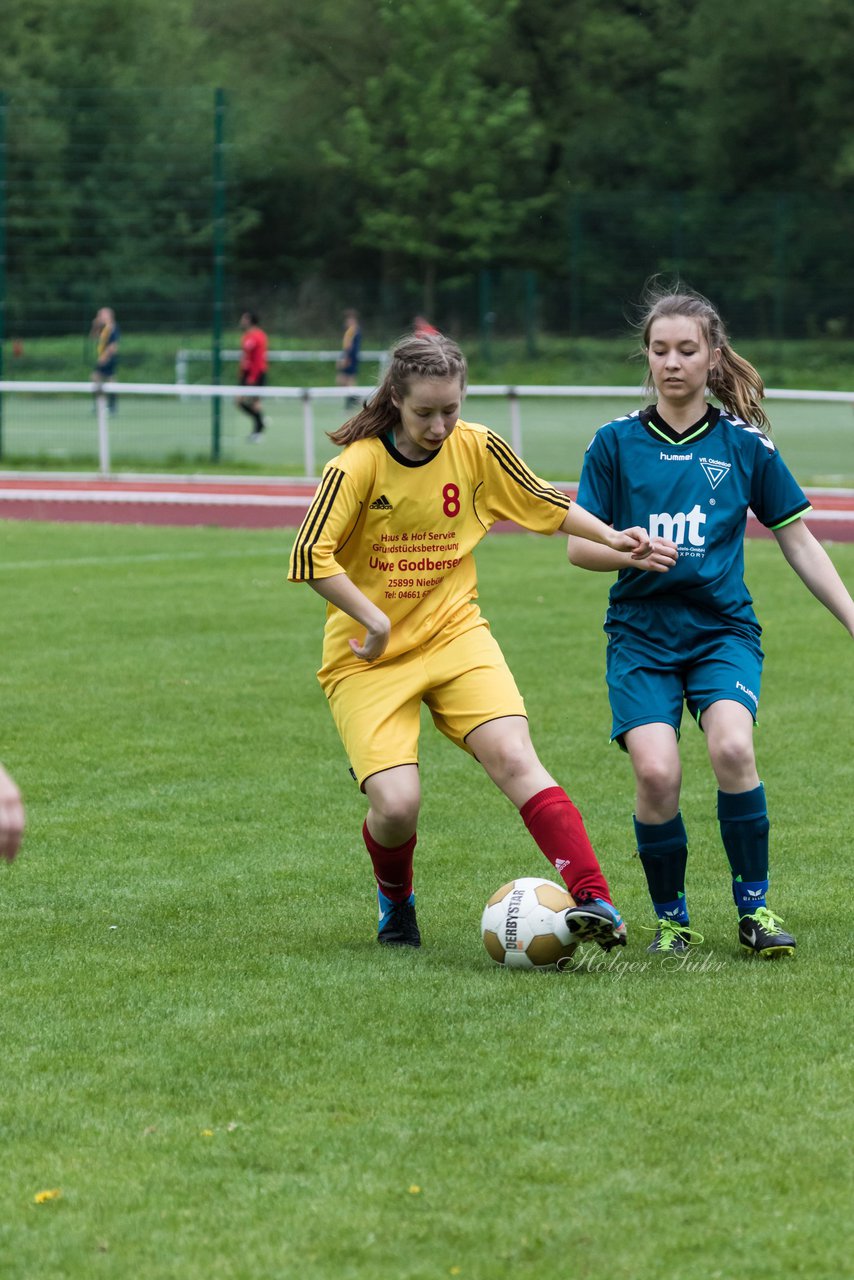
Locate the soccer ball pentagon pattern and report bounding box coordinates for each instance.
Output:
[481,877,578,969]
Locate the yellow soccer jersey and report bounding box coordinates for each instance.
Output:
[289,420,570,691]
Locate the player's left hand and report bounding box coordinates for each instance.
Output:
[612,525,653,557]
[634,538,679,572]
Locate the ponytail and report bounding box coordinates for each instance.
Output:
[708,345,769,431]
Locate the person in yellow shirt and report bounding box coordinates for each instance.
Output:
[290,332,655,949]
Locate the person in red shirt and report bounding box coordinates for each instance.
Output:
[413,315,439,337]
[237,311,269,440]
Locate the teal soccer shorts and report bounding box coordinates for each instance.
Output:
[604,601,764,747]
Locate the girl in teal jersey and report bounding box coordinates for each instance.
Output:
[569,285,854,958]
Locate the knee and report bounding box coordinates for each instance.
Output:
[634,756,680,809]
[709,731,755,781]
[478,735,534,784]
[369,789,420,833]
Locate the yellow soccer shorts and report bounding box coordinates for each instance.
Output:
[326,620,527,788]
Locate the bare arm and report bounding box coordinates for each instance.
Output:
[558,501,654,559]
[567,528,679,574]
[774,519,854,636]
[0,764,25,863]
[308,573,392,661]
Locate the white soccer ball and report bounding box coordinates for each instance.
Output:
[481,877,578,969]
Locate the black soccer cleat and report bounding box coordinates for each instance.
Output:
[377,891,421,948]
[738,907,796,958]
[565,897,627,952]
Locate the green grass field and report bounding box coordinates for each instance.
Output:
[2,390,853,485]
[1,520,852,1279]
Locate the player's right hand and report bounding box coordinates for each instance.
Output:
[349,616,391,662]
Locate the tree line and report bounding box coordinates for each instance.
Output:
[2,0,853,339]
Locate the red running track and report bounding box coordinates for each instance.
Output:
[1,475,854,540]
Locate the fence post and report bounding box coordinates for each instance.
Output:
[568,195,583,337]
[524,271,538,357]
[0,91,6,457]
[508,390,522,457]
[479,269,494,368]
[302,390,316,477]
[211,87,226,462]
[96,392,111,475]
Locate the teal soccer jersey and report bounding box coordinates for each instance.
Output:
[576,405,811,629]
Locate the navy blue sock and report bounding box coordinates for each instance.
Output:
[717,785,770,917]
[633,813,690,923]
[732,877,769,916]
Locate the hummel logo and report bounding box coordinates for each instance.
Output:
[370,494,393,510]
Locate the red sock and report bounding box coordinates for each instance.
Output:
[519,786,611,903]
[362,821,416,902]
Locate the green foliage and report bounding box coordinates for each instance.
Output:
[2,1,854,335]
[321,0,548,309]
[1,521,852,1278]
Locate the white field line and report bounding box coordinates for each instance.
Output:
[0,488,311,507]
[1,486,851,523]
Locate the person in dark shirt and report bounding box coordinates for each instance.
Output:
[569,284,854,959]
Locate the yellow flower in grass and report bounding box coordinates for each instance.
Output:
[408,1185,421,1195]
[34,1188,62,1204]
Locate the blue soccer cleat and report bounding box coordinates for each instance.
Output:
[377,889,421,948]
[565,897,627,951]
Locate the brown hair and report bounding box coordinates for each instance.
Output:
[637,283,770,431]
[329,332,467,446]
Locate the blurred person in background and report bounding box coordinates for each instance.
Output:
[237,310,269,441]
[0,764,25,862]
[413,315,439,337]
[336,307,362,408]
[90,306,121,413]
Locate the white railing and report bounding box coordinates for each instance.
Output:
[1,380,851,478]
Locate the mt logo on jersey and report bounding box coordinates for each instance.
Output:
[649,504,707,547]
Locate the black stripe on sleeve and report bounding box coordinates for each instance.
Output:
[485,431,571,509]
[766,501,812,531]
[290,467,346,579]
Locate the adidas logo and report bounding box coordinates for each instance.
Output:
[554,858,571,873]
[370,494,393,510]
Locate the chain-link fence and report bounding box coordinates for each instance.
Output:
[1,87,853,381]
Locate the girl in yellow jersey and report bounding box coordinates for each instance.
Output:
[289,333,652,949]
